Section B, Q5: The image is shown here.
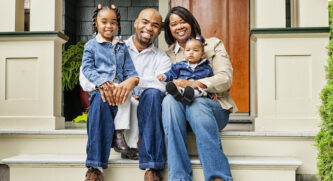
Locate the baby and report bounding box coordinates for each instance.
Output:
[157,37,216,105]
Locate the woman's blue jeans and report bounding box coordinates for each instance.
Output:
[162,95,233,181]
[137,88,165,170]
[86,91,117,169]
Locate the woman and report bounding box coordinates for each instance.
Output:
[162,6,238,181]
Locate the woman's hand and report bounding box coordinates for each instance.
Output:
[173,79,207,89]
[113,77,139,105]
[99,81,116,105]
[173,79,191,88]
[211,93,218,102]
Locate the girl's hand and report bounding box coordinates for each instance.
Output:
[99,81,116,105]
[113,77,139,105]
[157,74,165,81]
[211,93,218,102]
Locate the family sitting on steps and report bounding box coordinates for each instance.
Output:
[79,4,237,181]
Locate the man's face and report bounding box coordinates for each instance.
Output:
[134,9,162,46]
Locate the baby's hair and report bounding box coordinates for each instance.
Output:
[186,36,206,51]
[92,4,121,36]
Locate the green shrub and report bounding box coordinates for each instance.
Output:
[62,41,86,91]
[315,2,333,181]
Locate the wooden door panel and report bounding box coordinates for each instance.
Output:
[228,0,250,113]
[191,0,229,51]
[170,0,249,113]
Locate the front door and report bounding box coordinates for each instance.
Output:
[170,0,250,113]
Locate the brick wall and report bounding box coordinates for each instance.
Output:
[63,0,159,44]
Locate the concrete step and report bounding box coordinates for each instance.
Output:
[0,129,317,175]
[2,154,302,181]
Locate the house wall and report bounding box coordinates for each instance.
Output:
[63,0,158,43]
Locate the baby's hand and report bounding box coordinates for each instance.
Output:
[157,74,165,81]
[211,93,218,102]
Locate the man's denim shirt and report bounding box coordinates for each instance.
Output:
[81,35,138,88]
[164,58,213,82]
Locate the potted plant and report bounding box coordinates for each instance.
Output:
[62,41,86,91]
[62,41,89,123]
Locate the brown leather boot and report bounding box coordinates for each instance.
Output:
[144,169,162,181]
[112,129,130,153]
[84,167,103,181]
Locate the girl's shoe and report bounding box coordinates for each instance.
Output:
[183,86,194,105]
[112,130,130,153]
[166,82,182,101]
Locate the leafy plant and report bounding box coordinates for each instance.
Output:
[62,41,86,91]
[315,2,333,181]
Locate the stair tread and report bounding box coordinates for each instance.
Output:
[2,154,302,167]
[0,129,317,137]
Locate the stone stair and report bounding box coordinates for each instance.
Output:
[2,154,302,181]
[0,125,317,181]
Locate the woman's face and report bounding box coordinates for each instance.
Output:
[169,13,192,44]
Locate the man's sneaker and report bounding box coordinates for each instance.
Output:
[84,167,103,181]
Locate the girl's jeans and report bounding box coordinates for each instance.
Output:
[86,91,117,169]
[162,95,233,181]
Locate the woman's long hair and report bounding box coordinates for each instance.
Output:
[164,6,202,46]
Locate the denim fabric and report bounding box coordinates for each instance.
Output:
[82,38,138,87]
[164,59,213,82]
[137,88,165,170]
[162,95,233,181]
[86,91,118,169]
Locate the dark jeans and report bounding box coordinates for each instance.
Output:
[85,91,117,169]
[137,88,165,170]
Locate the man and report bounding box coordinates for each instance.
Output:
[81,8,171,181]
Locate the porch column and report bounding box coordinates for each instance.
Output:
[0,0,24,32]
[0,0,66,130]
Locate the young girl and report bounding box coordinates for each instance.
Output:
[157,37,217,105]
[81,4,139,180]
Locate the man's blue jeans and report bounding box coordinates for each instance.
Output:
[162,95,233,181]
[86,91,117,169]
[137,88,165,170]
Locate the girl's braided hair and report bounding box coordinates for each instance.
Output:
[92,4,121,36]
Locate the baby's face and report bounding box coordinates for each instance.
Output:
[183,39,204,64]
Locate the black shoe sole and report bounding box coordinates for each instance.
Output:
[183,86,194,105]
[166,82,182,101]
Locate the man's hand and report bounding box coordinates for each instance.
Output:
[113,77,139,105]
[99,81,116,105]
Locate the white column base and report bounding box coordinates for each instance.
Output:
[0,116,65,130]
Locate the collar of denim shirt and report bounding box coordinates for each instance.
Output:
[95,33,123,46]
[125,35,157,54]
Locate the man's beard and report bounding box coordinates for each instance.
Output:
[136,33,153,46]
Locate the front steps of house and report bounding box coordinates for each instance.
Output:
[0,126,317,181]
[2,154,302,181]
